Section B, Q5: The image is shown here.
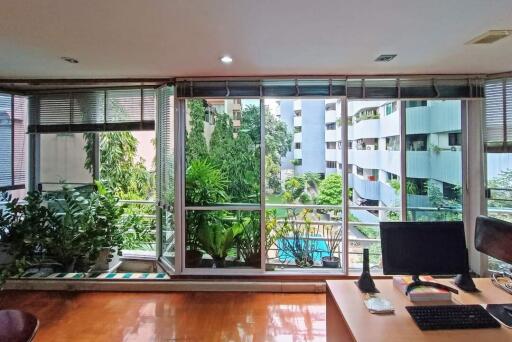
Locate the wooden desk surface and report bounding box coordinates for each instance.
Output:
[326,278,512,342]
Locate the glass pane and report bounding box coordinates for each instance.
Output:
[40,133,93,191]
[185,98,261,205]
[264,99,344,271]
[486,152,512,271]
[347,100,401,273]
[406,100,463,221]
[98,131,156,253]
[185,210,261,268]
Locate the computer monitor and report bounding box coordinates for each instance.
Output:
[475,215,512,266]
[380,221,467,276]
[380,221,476,293]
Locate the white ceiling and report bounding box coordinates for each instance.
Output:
[0,0,511,79]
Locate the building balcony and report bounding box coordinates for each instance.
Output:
[352,174,380,201]
[406,150,461,185]
[352,119,380,140]
[379,182,399,207]
[350,149,380,170]
[294,148,302,159]
[378,150,400,175]
[325,109,337,123]
[294,132,302,142]
[293,116,302,127]
[406,101,461,135]
[293,100,301,113]
[325,148,338,161]
[379,110,400,137]
[325,129,337,142]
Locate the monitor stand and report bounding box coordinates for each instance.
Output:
[405,275,459,295]
[454,272,480,292]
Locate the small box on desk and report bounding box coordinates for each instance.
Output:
[393,276,451,302]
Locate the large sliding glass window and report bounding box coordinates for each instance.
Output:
[405,100,463,222]
[347,100,401,273]
[184,98,262,269]
[264,99,344,271]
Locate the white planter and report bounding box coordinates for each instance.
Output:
[93,247,121,272]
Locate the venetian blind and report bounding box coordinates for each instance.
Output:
[28,87,156,133]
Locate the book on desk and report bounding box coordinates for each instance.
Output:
[393,275,452,302]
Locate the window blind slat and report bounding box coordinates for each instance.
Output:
[28,87,156,133]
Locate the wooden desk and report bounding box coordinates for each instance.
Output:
[326,278,512,342]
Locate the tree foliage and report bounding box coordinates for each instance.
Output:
[315,174,343,205]
[185,99,209,165]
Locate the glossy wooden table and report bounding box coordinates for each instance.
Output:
[0,309,39,342]
[326,278,512,342]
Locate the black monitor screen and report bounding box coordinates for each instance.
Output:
[380,221,467,276]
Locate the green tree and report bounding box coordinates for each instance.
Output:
[265,110,293,193]
[84,132,153,200]
[283,176,306,203]
[315,174,343,205]
[185,99,209,165]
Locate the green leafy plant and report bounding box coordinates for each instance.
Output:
[277,209,318,267]
[197,212,243,268]
[235,213,261,267]
[388,179,400,194]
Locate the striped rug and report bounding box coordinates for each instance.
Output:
[21,271,170,280]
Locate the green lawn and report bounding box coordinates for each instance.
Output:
[265,194,288,217]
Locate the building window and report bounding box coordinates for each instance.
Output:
[338,163,343,169]
[326,161,337,168]
[337,141,342,149]
[356,166,363,176]
[384,102,397,115]
[326,142,336,149]
[295,110,302,117]
[386,136,400,151]
[294,126,302,133]
[325,102,336,111]
[326,123,336,130]
[406,134,428,151]
[295,142,301,149]
[233,110,242,120]
[448,132,462,146]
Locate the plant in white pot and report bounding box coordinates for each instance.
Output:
[321,223,343,268]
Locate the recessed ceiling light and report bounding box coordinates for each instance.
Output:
[375,54,397,62]
[61,56,79,64]
[220,55,233,64]
[466,30,512,44]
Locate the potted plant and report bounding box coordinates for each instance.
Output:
[85,182,126,271]
[197,212,243,268]
[185,160,228,267]
[277,209,317,267]
[321,224,343,268]
[235,213,261,267]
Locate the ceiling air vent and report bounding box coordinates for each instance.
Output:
[375,54,397,62]
[467,30,512,44]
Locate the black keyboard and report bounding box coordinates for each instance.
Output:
[406,304,501,331]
